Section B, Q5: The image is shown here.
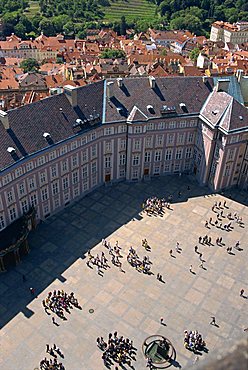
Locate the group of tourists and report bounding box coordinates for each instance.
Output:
[208,201,245,231]
[127,246,152,274]
[183,330,206,352]
[42,290,81,320]
[86,239,124,274]
[40,344,65,369]
[97,332,136,368]
[142,196,170,215]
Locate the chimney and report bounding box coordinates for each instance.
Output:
[107,81,114,99]
[236,69,244,83]
[117,77,123,88]
[216,78,230,93]
[149,76,156,89]
[64,85,78,107]
[0,110,9,130]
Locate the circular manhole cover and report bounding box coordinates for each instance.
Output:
[89,308,94,314]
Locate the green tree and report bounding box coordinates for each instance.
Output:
[120,16,127,36]
[39,18,55,36]
[100,48,126,59]
[20,58,40,72]
[190,47,200,64]
[14,22,26,38]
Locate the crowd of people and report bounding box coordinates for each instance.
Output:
[142,196,170,215]
[183,330,206,352]
[86,239,124,275]
[42,290,81,320]
[127,246,152,274]
[97,332,136,368]
[207,201,245,232]
[40,344,65,369]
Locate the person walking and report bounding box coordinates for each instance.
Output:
[199,261,204,269]
[160,317,164,325]
[240,289,244,297]
[189,265,193,273]
[210,316,216,325]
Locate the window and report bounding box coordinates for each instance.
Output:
[71,141,77,150]
[184,162,191,171]
[40,172,46,184]
[26,162,34,171]
[165,149,172,161]
[37,156,45,166]
[91,145,97,158]
[132,168,139,179]
[60,146,67,155]
[41,187,48,201]
[147,122,154,131]
[62,177,69,190]
[72,155,78,168]
[134,140,141,150]
[120,139,126,150]
[74,187,80,197]
[119,168,126,178]
[167,134,174,144]
[7,190,13,203]
[30,193,37,207]
[52,181,59,195]
[82,165,88,179]
[82,150,88,163]
[188,132,194,143]
[132,154,140,166]
[164,164,170,173]
[81,136,87,146]
[119,154,126,166]
[19,183,25,196]
[29,178,36,190]
[145,136,152,148]
[197,153,202,165]
[104,127,113,135]
[177,134,184,144]
[144,151,151,163]
[43,204,50,216]
[176,148,182,160]
[185,147,192,159]
[134,126,142,134]
[70,171,78,186]
[49,151,56,160]
[83,182,88,191]
[155,150,162,162]
[51,166,57,178]
[62,160,68,172]
[224,165,230,176]
[0,215,5,230]
[228,149,234,160]
[54,198,60,209]
[156,135,163,146]
[119,125,127,133]
[105,142,112,152]
[154,166,160,174]
[91,162,97,174]
[15,167,23,178]
[9,207,17,221]
[174,163,180,172]
[105,156,111,168]
[3,174,11,185]
[169,121,176,129]
[21,199,28,213]
[158,122,165,130]
[92,175,97,186]
[179,120,187,128]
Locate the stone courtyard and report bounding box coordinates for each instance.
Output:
[0,175,247,370]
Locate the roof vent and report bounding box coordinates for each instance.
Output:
[43,132,51,138]
[147,105,155,114]
[149,76,156,89]
[212,110,219,115]
[117,78,123,87]
[239,116,243,120]
[7,147,15,153]
[73,118,84,128]
[107,81,114,99]
[180,103,188,113]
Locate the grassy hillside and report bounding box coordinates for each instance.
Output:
[102,0,157,22]
[25,1,40,18]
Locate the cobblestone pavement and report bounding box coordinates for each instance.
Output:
[0,176,247,370]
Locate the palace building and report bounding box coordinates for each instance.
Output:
[0,76,247,239]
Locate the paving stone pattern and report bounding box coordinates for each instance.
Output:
[0,176,247,370]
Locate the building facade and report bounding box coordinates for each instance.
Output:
[210,21,248,44]
[0,76,247,233]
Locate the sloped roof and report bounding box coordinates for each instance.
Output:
[104,76,214,123]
